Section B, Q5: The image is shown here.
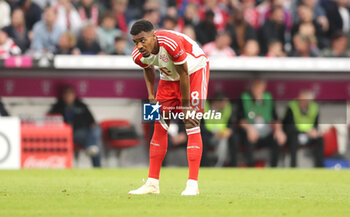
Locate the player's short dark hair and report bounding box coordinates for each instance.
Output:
[130,20,154,35]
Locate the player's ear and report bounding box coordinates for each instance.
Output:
[152,31,157,40]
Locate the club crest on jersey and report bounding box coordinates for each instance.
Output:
[160,54,169,63]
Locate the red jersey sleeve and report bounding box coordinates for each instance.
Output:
[132,48,149,68]
[157,34,188,65]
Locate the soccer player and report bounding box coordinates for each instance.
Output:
[128,19,209,196]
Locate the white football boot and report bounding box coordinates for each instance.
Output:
[128,178,160,195]
[181,179,199,196]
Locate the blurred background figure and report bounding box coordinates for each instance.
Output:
[323,31,350,57]
[242,39,260,56]
[291,33,320,57]
[199,0,228,31]
[260,5,286,54]
[16,0,42,31]
[0,98,9,116]
[77,24,102,55]
[202,31,236,57]
[324,0,350,40]
[162,15,178,31]
[195,10,217,45]
[202,92,234,167]
[164,120,188,166]
[3,8,30,53]
[53,0,82,35]
[225,7,257,55]
[293,0,329,33]
[31,7,64,54]
[236,78,286,167]
[283,90,324,168]
[183,25,197,41]
[111,0,129,34]
[112,35,128,55]
[55,31,80,54]
[0,29,21,58]
[48,85,102,167]
[141,0,160,28]
[76,0,105,26]
[266,39,286,57]
[97,11,122,54]
[292,3,325,49]
[0,0,11,28]
[177,3,200,32]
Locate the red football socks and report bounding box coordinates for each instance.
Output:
[186,127,203,180]
[148,120,168,179]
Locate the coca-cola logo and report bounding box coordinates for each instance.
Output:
[23,156,67,168]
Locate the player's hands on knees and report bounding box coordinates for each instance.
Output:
[148,97,157,104]
[182,106,200,128]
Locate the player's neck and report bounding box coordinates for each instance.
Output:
[151,39,160,54]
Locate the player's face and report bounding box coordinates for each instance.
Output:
[132,31,157,57]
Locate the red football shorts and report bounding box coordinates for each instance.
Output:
[156,62,210,113]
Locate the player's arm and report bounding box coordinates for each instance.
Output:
[175,62,190,107]
[176,63,199,127]
[143,65,156,103]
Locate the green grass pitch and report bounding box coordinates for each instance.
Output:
[1,169,350,217]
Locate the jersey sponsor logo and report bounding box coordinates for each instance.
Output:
[160,54,169,63]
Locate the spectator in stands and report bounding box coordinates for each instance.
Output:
[242,39,260,56]
[0,29,21,58]
[323,31,350,57]
[225,7,257,55]
[266,39,286,57]
[290,33,320,57]
[236,78,286,167]
[241,0,260,29]
[292,0,329,33]
[112,35,128,55]
[141,0,160,28]
[195,10,217,45]
[260,5,286,54]
[283,90,324,167]
[31,7,65,54]
[55,31,80,54]
[259,0,293,30]
[183,25,197,41]
[202,31,236,57]
[16,0,43,31]
[77,24,102,55]
[202,92,234,167]
[199,0,228,31]
[0,99,9,116]
[162,15,178,31]
[2,8,30,53]
[111,0,130,34]
[292,4,325,49]
[48,85,102,167]
[53,0,83,35]
[0,0,11,29]
[97,12,122,54]
[76,0,105,26]
[324,0,350,38]
[177,3,200,32]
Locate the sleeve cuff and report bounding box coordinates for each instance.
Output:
[173,56,188,65]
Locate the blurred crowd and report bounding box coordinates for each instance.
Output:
[1,0,350,58]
